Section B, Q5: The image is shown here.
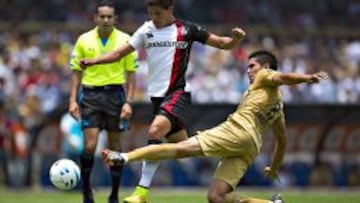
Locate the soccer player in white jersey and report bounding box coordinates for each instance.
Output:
[80,0,245,202]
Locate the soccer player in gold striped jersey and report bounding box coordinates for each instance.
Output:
[102,50,328,203]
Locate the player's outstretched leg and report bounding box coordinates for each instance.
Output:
[225,193,286,203]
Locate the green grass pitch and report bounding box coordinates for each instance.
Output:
[0,188,359,203]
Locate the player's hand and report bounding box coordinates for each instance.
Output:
[264,166,279,180]
[232,27,246,40]
[120,102,132,119]
[69,101,80,120]
[80,59,95,69]
[308,71,329,84]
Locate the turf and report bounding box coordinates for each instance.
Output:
[0,188,359,203]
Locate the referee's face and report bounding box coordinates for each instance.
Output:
[95,6,117,34]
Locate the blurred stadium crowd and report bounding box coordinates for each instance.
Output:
[0,0,359,188]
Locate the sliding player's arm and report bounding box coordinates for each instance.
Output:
[272,71,329,86]
[264,115,287,180]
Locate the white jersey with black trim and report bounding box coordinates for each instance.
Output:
[128,19,209,97]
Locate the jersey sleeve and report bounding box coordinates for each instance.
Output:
[69,37,83,71]
[254,69,280,87]
[128,24,146,50]
[188,22,210,44]
[123,50,139,72]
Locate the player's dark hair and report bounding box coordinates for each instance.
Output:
[248,50,278,70]
[95,0,116,14]
[146,0,174,9]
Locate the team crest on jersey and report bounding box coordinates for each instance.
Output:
[146,32,154,38]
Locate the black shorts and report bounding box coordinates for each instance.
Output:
[79,85,125,131]
[151,89,191,136]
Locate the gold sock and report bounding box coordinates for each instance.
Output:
[127,144,177,161]
[240,198,272,203]
[225,192,271,203]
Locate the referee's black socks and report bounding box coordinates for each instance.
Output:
[109,150,123,199]
[80,152,94,194]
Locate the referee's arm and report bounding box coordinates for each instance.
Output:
[69,69,82,120]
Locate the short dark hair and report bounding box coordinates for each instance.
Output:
[95,0,116,14]
[146,0,174,9]
[248,50,278,70]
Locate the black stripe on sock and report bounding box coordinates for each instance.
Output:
[147,139,162,145]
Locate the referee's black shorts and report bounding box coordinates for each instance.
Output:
[151,89,191,137]
[79,85,125,131]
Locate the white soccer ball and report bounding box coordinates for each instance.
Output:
[49,159,81,190]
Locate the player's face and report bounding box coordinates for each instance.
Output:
[94,6,117,33]
[147,5,174,28]
[247,58,265,84]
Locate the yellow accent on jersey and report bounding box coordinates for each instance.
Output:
[70,27,138,86]
[228,69,285,152]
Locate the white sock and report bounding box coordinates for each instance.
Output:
[138,160,160,187]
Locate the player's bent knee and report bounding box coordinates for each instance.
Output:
[148,125,167,140]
